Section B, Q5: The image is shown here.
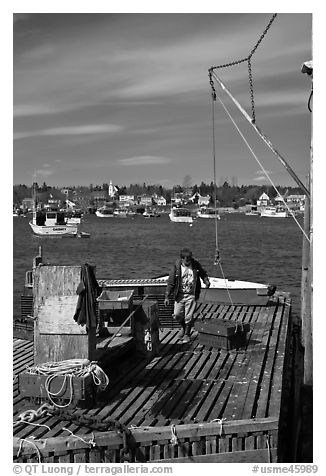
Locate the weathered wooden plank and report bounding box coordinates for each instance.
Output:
[268,302,290,417]
[185,380,220,422]
[195,350,221,380]
[169,379,204,422]
[240,306,280,420]
[205,351,249,421]
[13,417,278,457]
[154,448,277,463]
[126,353,198,427]
[38,296,85,334]
[154,379,193,425]
[255,303,289,419]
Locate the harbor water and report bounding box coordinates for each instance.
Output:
[13,212,304,320]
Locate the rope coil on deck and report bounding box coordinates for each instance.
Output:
[24,359,109,408]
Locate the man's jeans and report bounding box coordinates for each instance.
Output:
[173,293,196,325]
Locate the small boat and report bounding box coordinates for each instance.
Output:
[260,206,289,218]
[95,207,115,218]
[245,211,260,216]
[29,210,78,236]
[113,208,129,218]
[197,207,220,219]
[143,207,160,218]
[77,231,91,238]
[169,207,193,223]
[65,209,83,224]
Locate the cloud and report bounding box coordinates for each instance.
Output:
[35,168,54,177]
[253,170,274,182]
[14,124,123,140]
[117,155,172,166]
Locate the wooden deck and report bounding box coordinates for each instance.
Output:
[13,293,297,463]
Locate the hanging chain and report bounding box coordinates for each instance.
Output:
[247,13,277,60]
[208,69,217,101]
[209,13,277,122]
[247,58,256,123]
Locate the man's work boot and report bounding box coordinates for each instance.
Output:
[182,323,192,343]
[177,321,186,340]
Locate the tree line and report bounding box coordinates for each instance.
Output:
[13,181,304,208]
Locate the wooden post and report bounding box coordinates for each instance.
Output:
[301,187,312,386]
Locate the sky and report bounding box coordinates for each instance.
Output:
[12,11,313,189]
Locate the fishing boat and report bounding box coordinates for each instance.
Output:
[95,207,115,218]
[197,206,220,219]
[113,207,129,218]
[143,207,160,218]
[29,210,78,236]
[169,206,193,223]
[260,206,289,218]
[65,209,83,224]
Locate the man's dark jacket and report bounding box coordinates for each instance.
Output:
[73,264,101,330]
[165,258,210,302]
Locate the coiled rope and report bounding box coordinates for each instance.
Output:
[24,359,109,408]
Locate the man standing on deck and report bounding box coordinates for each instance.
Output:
[164,248,210,343]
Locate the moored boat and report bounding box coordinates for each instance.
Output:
[260,206,289,218]
[143,207,160,218]
[65,209,83,224]
[197,206,220,219]
[169,206,193,223]
[113,207,129,218]
[95,207,115,218]
[29,210,78,236]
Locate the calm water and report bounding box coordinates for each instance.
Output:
[13,212,304,320]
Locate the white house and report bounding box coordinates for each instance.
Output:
[139,195,153,206]
[154,195,167,206]
[257,192,270,207]
[198,195,210,206]
[119,195,135,205]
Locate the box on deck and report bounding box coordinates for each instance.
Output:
[18,371,95,407]
[97,289,134,310]
[194,318,250,350]
[97,289,134,327]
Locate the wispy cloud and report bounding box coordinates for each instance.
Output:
[117,155,172,166]
[35,168,54,177]
[14,124,123,140]
[253,170,274,182]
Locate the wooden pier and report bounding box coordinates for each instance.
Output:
[13,291,300,463]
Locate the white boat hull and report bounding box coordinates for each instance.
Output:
[169,214,193,223]
[66,217,82,224]
[95,211,114,218]
[261,211,288,218]
[29,221,78,236]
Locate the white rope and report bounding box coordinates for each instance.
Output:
[170,424,179,445]
[214,89,310,243]
[62,427,96,447]
[25,359,109,408]
[17,438,42,462]
[210,417,226,436]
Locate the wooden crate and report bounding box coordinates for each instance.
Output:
[195,319,250,350]
[18,371,94,406]
[97,290,134,310]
